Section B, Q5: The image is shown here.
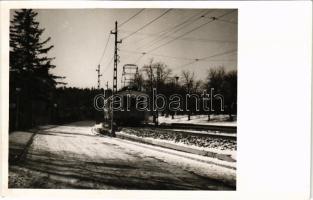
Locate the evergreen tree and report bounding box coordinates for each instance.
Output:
[10,9,63,129]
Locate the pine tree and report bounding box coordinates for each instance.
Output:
[10,9,63,129]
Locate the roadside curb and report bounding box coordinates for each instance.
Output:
[115,132,236,164]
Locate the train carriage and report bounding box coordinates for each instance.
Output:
[106,90,150,126]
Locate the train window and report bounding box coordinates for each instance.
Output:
[123,96,128,109]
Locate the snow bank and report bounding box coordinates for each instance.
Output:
[121,127,237,151]
[158,114,237,127]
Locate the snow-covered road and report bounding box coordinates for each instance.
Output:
[9,121,235,190]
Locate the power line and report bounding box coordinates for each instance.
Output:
[102,55,114,74]
[147,10,235,53]
[202,59,237,62]
[120,30,236,44]
[137,10,216,51]
[146,10,236,53]
[157,9,208,35]
[99,9,145,75]
[108,55,114,67]
[121,9,172,41]
[134,53,146,64]
[179,49,237,69]
[214,18,237,25]
[120,49,194,61]
[118,11,236,70]
[203,16,237,25]
[98,34,111,64]
[135,9,210,50]
[119,48,236,70]
[118,9,145,28]
[201,49,237,60]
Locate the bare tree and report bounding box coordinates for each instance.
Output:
[181,70,194,94]
[181,70,202,120]
[141,59,172,124]
[142,59,172,90]
[206,67,237,121]
[132,71,144,91]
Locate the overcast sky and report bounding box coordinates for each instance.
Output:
[11,9,237,89]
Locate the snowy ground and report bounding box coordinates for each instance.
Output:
[120,127,237,151]
[9,121,236,189]
[158,114,237,127]
[9,131,35,162]
[167,128,236,137]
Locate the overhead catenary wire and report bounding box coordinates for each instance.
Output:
[135,9,211,50]
[143,10,216,49]
[146,10,236,53]
[201,49,237,60]
[119,48,236,72]
[122,10,236,65]
[101,9,234,65]
[118,48,237,71]
[214,18,237,25]
[179,49,237,69]
[99,9,144,74]
[94,9,237,92]
[120,49,195,61]
[98,34,111,64]
[118,9,145,28]
[121,9,172,41]
[203,16,238,25]
[102,55,114,74]
[119,30,236,44]
[98,10,144,76]
[155,9,208,35]
[134,53,146,65]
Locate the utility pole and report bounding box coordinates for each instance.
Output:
[96,64,102,89]
[104,81,109,121]
[103,81,109,125]
[110,21,122,136]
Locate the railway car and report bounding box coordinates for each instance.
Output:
[106,90,150,126]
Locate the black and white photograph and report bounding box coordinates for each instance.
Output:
[8,8,237,190]
[1,1,312,200]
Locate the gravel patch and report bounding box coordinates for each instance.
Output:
[121,127,236,151]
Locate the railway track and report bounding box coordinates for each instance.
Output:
[119,126,237,151]
[120,123,237,137]
[119,123,236,133]
[159,123,237,133]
